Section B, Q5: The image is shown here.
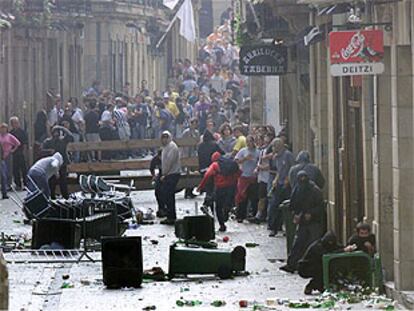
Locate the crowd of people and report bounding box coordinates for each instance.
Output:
[0,14,378,296]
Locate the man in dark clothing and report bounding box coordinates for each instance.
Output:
[42,125,73,199]
[345,222,376,256]
[298,231,342,295]
[268,138,295,236]
[159,131,181,225]
[198,130,223,210]
[84,100,101,161]
[198,130,223,173]
[10,117,28,190]
[289,150,325,190]
[280,170,324,273]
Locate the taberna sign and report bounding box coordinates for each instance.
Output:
[239,45,288,76]
[329,30,384,77]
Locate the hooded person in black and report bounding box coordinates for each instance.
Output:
[197,129,223,210]
[298,231,342,294]
[289,151,325,190]
[280,170,324,273]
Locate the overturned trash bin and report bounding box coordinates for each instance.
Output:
[322,251,383,291]
[168,244,246,280]
[175,215,215,242]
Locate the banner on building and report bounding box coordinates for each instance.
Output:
[239,45,288,76]
[329,30,384,76]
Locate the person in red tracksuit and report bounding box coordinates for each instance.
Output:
[197,152,240,232]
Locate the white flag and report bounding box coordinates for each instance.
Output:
[177,0,196,43]
[163,0,179,10]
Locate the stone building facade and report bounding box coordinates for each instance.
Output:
[293,0,414,294]
[252,0,414,297]
[0,0,198,159]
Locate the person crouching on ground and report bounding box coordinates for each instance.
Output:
[197,151,240,232]
[159,131,181,225]
[298,231,342,295]
[26,152,64,199]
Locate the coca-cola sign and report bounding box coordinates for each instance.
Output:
[329,30,384,76]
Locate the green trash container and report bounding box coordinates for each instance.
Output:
[373,253,384,292]
[175,215,215,242]
[281,200,296,254]
[322,251,374,290]
[168,244,246,279]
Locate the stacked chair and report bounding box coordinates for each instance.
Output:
[22,175,135,248]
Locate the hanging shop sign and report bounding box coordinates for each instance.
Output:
[329,30,384,77]
[239,45,288,76]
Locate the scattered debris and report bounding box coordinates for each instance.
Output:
[275,288,396,310]
[245,243,259,248]
[61,282,74,289]
[180,287,190,293]
[176,299,202,307]
[210,300,226,307]
[143,267,166,281]
[80,279,91,286]
[62,274,70,280]
[239,300,248,308]
[222,236,229,243]
[142,306,156,310]
[150,240,159,245]
[128,223,139,230]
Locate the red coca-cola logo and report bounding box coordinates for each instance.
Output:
[341,32,365,60]
[330,30,384,64]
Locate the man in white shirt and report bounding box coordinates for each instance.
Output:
[48,96,64,126]
[210,68,226,94]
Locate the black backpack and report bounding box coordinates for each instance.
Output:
[217,156,239,176]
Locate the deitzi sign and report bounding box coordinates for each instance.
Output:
[329,30,384,77]
[239,45,288,76]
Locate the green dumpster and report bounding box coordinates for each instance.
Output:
[168,244,246,279]
[373,253,384,292]
[175,215,215,242]
[322,251,384,290]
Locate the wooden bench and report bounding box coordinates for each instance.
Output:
[66,137,201,191]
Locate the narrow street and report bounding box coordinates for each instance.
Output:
[4,190,304,310]
[3,190,395,310]
[1,0,413,309]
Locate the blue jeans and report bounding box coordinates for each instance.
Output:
[0,160,8,196]
[27,168,50,198]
